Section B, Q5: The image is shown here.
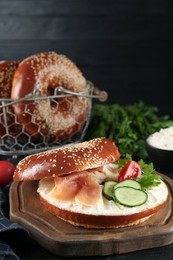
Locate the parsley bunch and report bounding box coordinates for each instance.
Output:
[86,102,173,160]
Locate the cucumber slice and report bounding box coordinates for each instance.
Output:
[113,179,141,190]
[103,181,117,200]
[113,187,148,207]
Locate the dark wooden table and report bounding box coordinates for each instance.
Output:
[14,240,173,260]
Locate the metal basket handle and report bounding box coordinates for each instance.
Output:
[93,87,108,102]
[0,82,108,109]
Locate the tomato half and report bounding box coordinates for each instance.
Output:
[0,161,16,186]
[118,160,141,182]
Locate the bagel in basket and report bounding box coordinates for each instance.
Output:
[13,138,168,229]
[11,51,90,141]
[0,60,20,136]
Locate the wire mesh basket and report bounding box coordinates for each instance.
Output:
[0,81,106,156]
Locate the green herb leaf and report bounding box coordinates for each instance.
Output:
[118,154,132,169]
[138,159,154,174]
[136,173,162,190]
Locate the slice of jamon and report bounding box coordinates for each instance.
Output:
[48,171,102,206]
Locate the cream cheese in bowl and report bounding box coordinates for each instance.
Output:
[146,127,173,173]
[147,127,173,150]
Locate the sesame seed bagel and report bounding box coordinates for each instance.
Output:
[0,60,20,136]
[13,137,120,181]
[13,137,169,229]
[11,51,90,141]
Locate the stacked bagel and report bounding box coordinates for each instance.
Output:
[0,52,90,141]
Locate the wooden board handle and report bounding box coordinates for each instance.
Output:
[93,87,108,102]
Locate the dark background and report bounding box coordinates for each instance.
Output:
[0,0,173,117]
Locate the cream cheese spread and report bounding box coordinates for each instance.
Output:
[147,126,173,150]
[38,177,168,216]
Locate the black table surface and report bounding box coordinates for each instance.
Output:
[15,242,173,260]
[2,155,173,260]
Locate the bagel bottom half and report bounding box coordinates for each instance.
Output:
[38,177,168,229]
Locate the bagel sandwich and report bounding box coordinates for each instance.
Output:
[13,137,168,229]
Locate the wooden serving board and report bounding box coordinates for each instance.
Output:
[10,174,173,257]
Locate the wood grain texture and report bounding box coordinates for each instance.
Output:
[0,0,173,116]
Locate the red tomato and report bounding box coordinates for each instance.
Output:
[118,160,141,182]
[0,161,16,186]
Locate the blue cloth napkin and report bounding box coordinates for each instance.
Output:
[0,184,29,260]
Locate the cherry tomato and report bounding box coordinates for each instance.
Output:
[0,161,16,186]
[118,160,141,182]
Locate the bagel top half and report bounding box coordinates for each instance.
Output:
[13,137,120,181]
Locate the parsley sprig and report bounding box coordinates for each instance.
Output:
[136,173,162,190]
[137,159,162,190]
